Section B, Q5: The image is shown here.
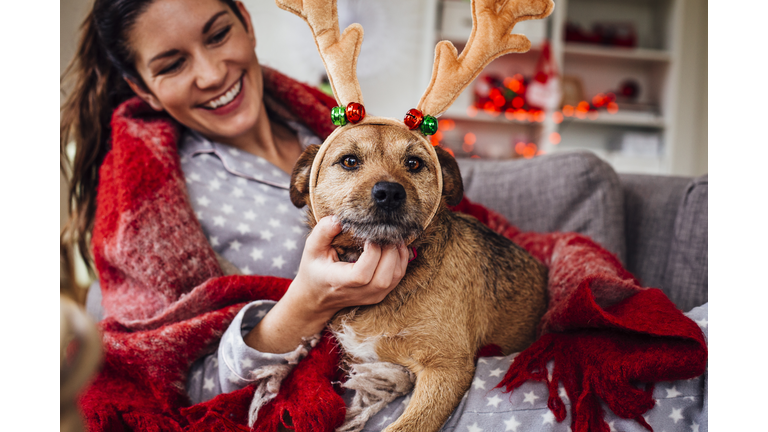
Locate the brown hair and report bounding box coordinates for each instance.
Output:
[60,0,246,272]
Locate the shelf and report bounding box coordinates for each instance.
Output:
[441,107,545,126]
[563,43,671,62]
[549,149,664,175]
[603,152,665,175]
[561,110,665,128]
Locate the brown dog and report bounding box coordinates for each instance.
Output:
[290,123,548,432]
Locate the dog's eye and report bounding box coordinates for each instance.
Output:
[406,157,423,172]
[341,155,359,169]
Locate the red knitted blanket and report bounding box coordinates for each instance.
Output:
[79,68,707,432]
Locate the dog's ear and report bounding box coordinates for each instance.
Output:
[290,144,320,208]
[434,145,464,206]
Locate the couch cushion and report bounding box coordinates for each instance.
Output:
[456,151,626,264]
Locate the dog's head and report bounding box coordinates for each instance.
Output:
[290,119,463,246]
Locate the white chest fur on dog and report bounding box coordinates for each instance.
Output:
[332,322,381,363]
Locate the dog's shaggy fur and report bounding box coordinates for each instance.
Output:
[290,124,548,432]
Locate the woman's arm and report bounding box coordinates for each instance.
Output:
[244,216,409,353]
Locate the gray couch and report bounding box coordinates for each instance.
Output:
[457,151,708,312]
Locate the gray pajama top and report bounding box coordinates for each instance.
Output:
[179,125,709,432]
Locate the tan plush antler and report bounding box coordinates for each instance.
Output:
[276,0,364,106]
[418,0,555,117]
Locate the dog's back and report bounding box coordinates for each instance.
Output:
[442,210,548,354]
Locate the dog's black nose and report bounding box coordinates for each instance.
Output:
[372,181,406,211]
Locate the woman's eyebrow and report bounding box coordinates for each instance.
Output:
[149,49,180,66]
[147,10,229,66]
[202,11,229,34]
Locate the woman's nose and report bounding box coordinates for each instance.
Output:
[194,53,227,90]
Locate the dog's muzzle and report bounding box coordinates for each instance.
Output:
[337,182,423,245]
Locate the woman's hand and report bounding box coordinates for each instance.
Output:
[244,216,409,354]
[291,215,410,317]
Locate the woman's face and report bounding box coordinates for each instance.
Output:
[127,0,262,143]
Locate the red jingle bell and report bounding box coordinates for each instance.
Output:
[346,102,366,123]
[403,108,424,130]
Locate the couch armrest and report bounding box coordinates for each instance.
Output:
[621,174,708,310]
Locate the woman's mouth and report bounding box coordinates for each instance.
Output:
[202,76,243,110]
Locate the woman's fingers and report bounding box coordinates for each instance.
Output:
[394,244,409,282]
[304,216,342,258]
[367,245,401,293]
[326,241,382,288]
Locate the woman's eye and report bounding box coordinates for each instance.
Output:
[407,157,423,172]
[209,25,232,44]
[158,58,185,75]
[342,156,359,169]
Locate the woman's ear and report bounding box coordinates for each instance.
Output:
[235,1,257,48]
[434,145,464,207]
[124,77,164,111]
[290,144,320,208]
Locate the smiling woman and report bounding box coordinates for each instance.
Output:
[60,0,411,426]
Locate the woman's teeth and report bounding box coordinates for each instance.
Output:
[205,78,242,109]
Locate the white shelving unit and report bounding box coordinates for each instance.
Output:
[244,0,703,175]
[436,0,687,175]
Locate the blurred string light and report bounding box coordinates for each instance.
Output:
[514,141,544,159]
[462,132,477,154]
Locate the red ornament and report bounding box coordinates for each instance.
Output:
[346,102,365,123]
[403,108,424,130]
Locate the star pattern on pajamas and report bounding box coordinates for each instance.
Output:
[179,123,322,279]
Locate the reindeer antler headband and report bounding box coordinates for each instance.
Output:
[277,0,554,224]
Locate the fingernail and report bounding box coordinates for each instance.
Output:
[331,215,338,224]
[408,247,417,263]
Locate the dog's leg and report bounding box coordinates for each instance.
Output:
[382,363,474,432]
[337,362,415,432]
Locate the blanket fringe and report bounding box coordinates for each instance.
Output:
[337,362,415,432]
[248,334,321,427]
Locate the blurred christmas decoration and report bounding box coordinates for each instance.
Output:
[471,41,559,121]
[618,79,640,101]
[565,21,637,48]
[527,41,561,111]
[472,73,545,121]
[560,75,586,107]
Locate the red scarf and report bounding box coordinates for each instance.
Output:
[79,67,706,432]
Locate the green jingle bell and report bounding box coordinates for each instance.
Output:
[331,106,348,126]
[420,115,438,135]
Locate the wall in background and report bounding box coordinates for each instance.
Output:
[673,0,707,176]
